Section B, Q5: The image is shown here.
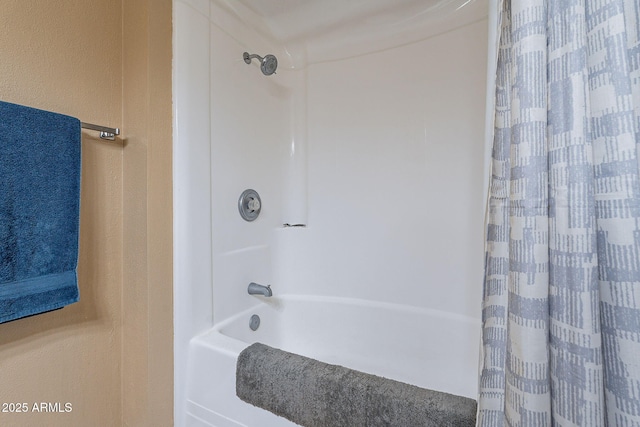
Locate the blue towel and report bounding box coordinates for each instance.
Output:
[0,101,81,323]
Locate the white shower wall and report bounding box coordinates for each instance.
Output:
[282,21,488,316]
[174,0,489,423]
[174,2,304,420]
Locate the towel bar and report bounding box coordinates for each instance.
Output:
[81,122,120,141]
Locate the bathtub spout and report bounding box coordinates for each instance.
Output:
[248,282,272,297]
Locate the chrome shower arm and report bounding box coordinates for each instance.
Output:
[243,52,263,64]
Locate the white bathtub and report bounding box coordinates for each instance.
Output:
[184,294,480,427]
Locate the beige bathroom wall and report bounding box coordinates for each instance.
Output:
[0,1,173,426]
[122,0,173,426]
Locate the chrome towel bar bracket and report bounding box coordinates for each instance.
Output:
[81,122,120,141]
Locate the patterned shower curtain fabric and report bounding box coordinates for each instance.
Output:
[478,0,640,426]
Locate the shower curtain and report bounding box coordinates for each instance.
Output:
[478,0,640,426]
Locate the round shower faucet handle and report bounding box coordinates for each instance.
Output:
[247,198,261,212]
[238,189,262,221]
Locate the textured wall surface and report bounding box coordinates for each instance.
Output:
[123,0,174,426]
[0,1,173,426]
[0,1,123,425]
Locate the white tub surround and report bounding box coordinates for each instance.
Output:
[174,0,490,425]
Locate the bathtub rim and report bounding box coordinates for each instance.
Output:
[206,293,481,341]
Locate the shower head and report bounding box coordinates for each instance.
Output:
[243,52,278,76]
[260,54,278,76]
